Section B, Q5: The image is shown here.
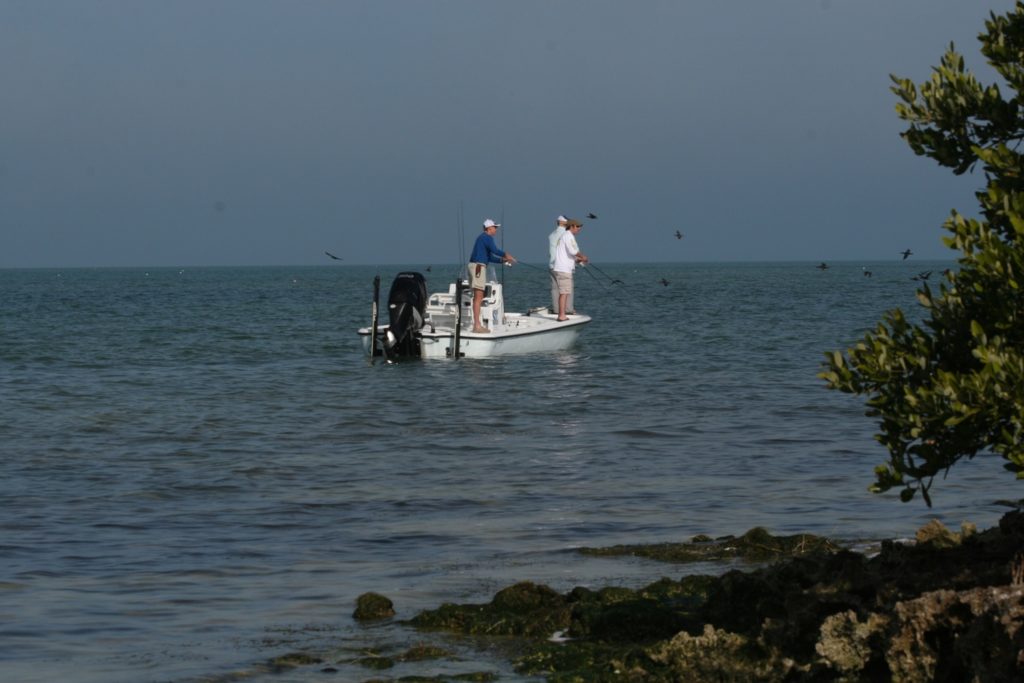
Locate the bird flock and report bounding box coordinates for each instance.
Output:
[322,209,688,287]
[819,249,914,272]
[324,215,931,290]
[817,250,949,283]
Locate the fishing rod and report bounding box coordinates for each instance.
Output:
[369,274,380,365]
[500,205,506,290]
[453,201,466,282]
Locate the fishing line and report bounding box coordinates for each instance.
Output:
[579,262,609,290]
[587,262,642,299]
[521,260,632,307]
[578,263,634,305]
[516,261,560,311]
[588,262,624,285]
[517,261,551,274]
[517,260,559,288]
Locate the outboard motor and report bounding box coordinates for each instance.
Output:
[385,272,427,356]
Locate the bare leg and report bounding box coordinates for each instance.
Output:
[558,293,568,321]
[473,289,483,328]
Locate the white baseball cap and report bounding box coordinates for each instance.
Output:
[557,215,568,223]
[483,219,501,228]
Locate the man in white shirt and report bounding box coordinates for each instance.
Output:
[552,220,588,321]
[548,215,571,313]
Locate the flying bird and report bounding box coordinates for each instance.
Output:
[659,278,670,287]
[816,262,829,270]
[587,212,598,219]
[912,270,932,281]
[674,230,684,240]
[324,251,342,261]
[425,265,432,272]
[862,267,872,277]
[901,249,913,260]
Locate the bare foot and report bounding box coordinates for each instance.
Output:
[557,317,568,321]
[472,326,491,333]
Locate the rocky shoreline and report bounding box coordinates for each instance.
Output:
[277,512,1024,681]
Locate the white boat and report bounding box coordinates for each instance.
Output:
[357,268,591,360]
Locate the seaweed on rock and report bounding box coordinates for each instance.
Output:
[393,517,1024,681]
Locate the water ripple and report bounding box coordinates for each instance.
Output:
[1,262,1017,683]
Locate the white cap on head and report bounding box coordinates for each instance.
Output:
[483,219,500,229]
[557,215,568,223]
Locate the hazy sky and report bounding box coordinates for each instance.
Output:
[1,1,1017,268]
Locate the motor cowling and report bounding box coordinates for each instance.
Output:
[385,272,427,352]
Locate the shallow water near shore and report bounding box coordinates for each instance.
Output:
[1,261,1019,682]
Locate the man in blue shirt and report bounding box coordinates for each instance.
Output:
[468,219,516,333]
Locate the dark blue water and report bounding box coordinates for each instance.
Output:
[1,262,1017,682]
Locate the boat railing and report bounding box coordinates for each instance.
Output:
[424,270,505,331]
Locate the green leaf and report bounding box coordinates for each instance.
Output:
[824,2,1024,506]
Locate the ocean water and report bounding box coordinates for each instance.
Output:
[1,261,1019,682]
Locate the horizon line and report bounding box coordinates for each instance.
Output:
[0,257,959,271]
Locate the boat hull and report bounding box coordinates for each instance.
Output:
[358,312,590,359]
[358,271,591,360]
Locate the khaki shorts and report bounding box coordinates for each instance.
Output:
[555,271,574,295]
[468,263,488,290]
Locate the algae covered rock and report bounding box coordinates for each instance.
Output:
[813,585,1024,681]
[353,652,394,670]
[815,609,890,676]
[515,639,663,681]
[410,581,572,637]
[568,576,713,643]
[885,585,1024,682]
[267,651,322,672]
[353,591,396,621]
[915,518,964,548]
[579,526,839,564]
[999,508,1024,536]
[378,513,1024,682]
[400,644,452,661]
[648,624,794,682]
